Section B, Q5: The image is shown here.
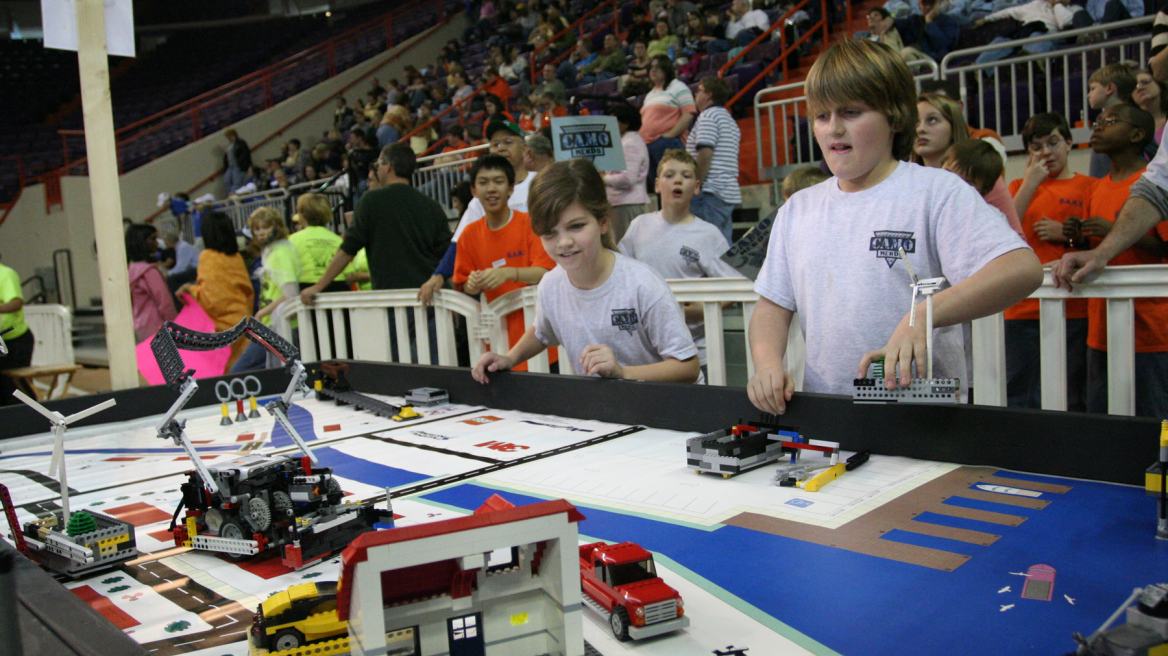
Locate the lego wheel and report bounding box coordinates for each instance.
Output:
[610,607,631,642]
[219,519,245,541]
[271,628,305,652]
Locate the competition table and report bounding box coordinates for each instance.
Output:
[0,361,1164,656]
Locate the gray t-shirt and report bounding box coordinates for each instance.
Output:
[619,211,744,364]
[755,161,1030,396]
[534,252,699,376]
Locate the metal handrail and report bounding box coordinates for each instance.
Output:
[718,0,826,78]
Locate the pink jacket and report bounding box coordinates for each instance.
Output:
[129,261,177,343]
[604,131,651,207]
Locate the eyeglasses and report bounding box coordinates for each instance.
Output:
[1027,138,1065,153]
[1091,116,1133,131]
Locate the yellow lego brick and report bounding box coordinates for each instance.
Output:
[1148,464,1166,497]
[801,464,846,492]
[186,516,199,537]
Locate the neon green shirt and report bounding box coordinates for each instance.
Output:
[259,240,301,325]
[0,264,28,340]
[289,226,351,284]
[351,248,372,291]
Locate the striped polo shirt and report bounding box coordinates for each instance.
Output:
[686,105,742,204]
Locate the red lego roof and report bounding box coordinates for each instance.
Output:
[336,498,583,620]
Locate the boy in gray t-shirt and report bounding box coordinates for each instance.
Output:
[619,151,744,367]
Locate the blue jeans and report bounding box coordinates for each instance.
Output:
[224,166,245,195]
[230,340,270,373]
[1086,348,1168,417]
[646,137,685,195]
[690,191,735,245]
[1005,317,1088,409]
[975,36,1056,67]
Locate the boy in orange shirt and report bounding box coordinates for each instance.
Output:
[1075,105,1168,416]
[453,153,558,371]
[1006,112,1097,409]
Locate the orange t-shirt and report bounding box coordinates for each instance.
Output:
[453,210,558,369]
[1084,168,1168,352]
[1005,174,1095,320]
[484,77,513,107]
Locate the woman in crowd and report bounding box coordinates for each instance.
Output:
[231,208,301,373]
[1134,67,1167,146]
[638,55,697,190]
[176,212,254,370]
[481,93,515,133]
[647,19,679,59]
[126,223,177,343]
[604,103,650,242]
[621,40,652,95]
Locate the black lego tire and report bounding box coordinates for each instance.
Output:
[610,607,631,642]
[270,627,305,652]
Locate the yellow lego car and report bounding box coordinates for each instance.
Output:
[251,581,347,652]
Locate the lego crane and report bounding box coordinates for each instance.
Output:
[11,390,116,521]
[150,317,316,494]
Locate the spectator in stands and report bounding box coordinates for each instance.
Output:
[895,0,961,63]
[290,193,350,294]
[271,169,291,191]
[724,0,771,49]
[525,132,555,171]
[546,4,575,52]
[557,38,598,88]
[302,164,320,183]
[747,39,1039,411]
[301,144,451,361]
[1087,63,1139,177]
[406,72,430,109]
[411,104,439,154]
[626,5,656,46]
[640,55,698,193]
[918,78,1009,164]
[482,94,515,133]
[482,66,514,109]
[125,224,177,343]
[667,0,699,35]
[647,19,680,58]
[687,76,741,245]
[535,62,567,104]
[450,71,476,107]
[856,7,905,52]
[621,41,653,95]
[1134,67,1167,146]
[620,149,744,378]
[222,128,252,196]
[334,97,356,132]
[517,95,537,133]
[310,143,333,175]
[579,34,628,86]
[231,166,268,196]
[912,93,1022,234]
[703,6,732,54]
[605,103,651,241]
[472,158,701,383]
[377,106,405,148]
[348,130,380,196]
[533,92,568,130]
[231,207,301,373]
[467,122,487,148]
[164,231,199,280]
[781,165,831,200]
[1070,105,1163,414]
[282,139,308,176]
[1005,112,1095,408]
[1084,0,1142,24]
[942,139,1004,197]
[680,11,708,63]
[0,251,33,404]
[454,154,557,370]
[973,0,1087,66]
[176,212,254,370]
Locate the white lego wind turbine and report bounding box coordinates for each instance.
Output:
[11,390,116,522]
[898,247,946,380]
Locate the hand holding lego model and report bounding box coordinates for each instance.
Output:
[472,352,515,383]
[858,313,928,389]
[580,344,624,378]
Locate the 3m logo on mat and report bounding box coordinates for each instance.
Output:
[461,416,503,426]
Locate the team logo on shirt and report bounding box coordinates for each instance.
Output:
[680,246,700,266]
[611,308,640,332]
[869,231,916,268]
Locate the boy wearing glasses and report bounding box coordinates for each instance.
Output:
[1075,105,1168,415]
[1005,112,1096,408]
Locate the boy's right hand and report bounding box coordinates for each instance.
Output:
[748,364,794,415]
[1022,152,1051,187]
[472,352,514,384]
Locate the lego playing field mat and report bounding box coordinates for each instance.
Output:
[0,361,1165,656]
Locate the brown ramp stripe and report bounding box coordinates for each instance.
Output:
[723,466,1070,572]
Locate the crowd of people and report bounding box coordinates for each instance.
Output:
[92,0,1168,421]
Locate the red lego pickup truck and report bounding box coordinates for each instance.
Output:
[579,541,689,641]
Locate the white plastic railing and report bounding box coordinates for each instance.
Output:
[752,60,938,184]
[940,15,1154,150]
[274,265,1168,416]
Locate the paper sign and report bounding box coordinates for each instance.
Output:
[720,206,778,281]
[550,115,625,171]
[42,0,136,58]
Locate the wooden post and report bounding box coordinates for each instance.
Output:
[76,0,137,389]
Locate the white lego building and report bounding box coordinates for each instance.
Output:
[336,495,585,656]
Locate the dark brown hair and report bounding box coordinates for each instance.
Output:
[942,140,1003,196]
[527,159,616,250]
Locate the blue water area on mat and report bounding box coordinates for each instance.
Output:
[422,475,1168,656]
[268,403,432,491]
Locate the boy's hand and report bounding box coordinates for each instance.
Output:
[1079,217,1112,238]
[1034,217,1067,243]
[580,344,624,378]
[747,364,794,414]
[860,316,927,390]
[1062,216,1082,240]
[417,274,444,306]
[472,352,514,383]
[1022,152,1052,187]
[475,267,511,291]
